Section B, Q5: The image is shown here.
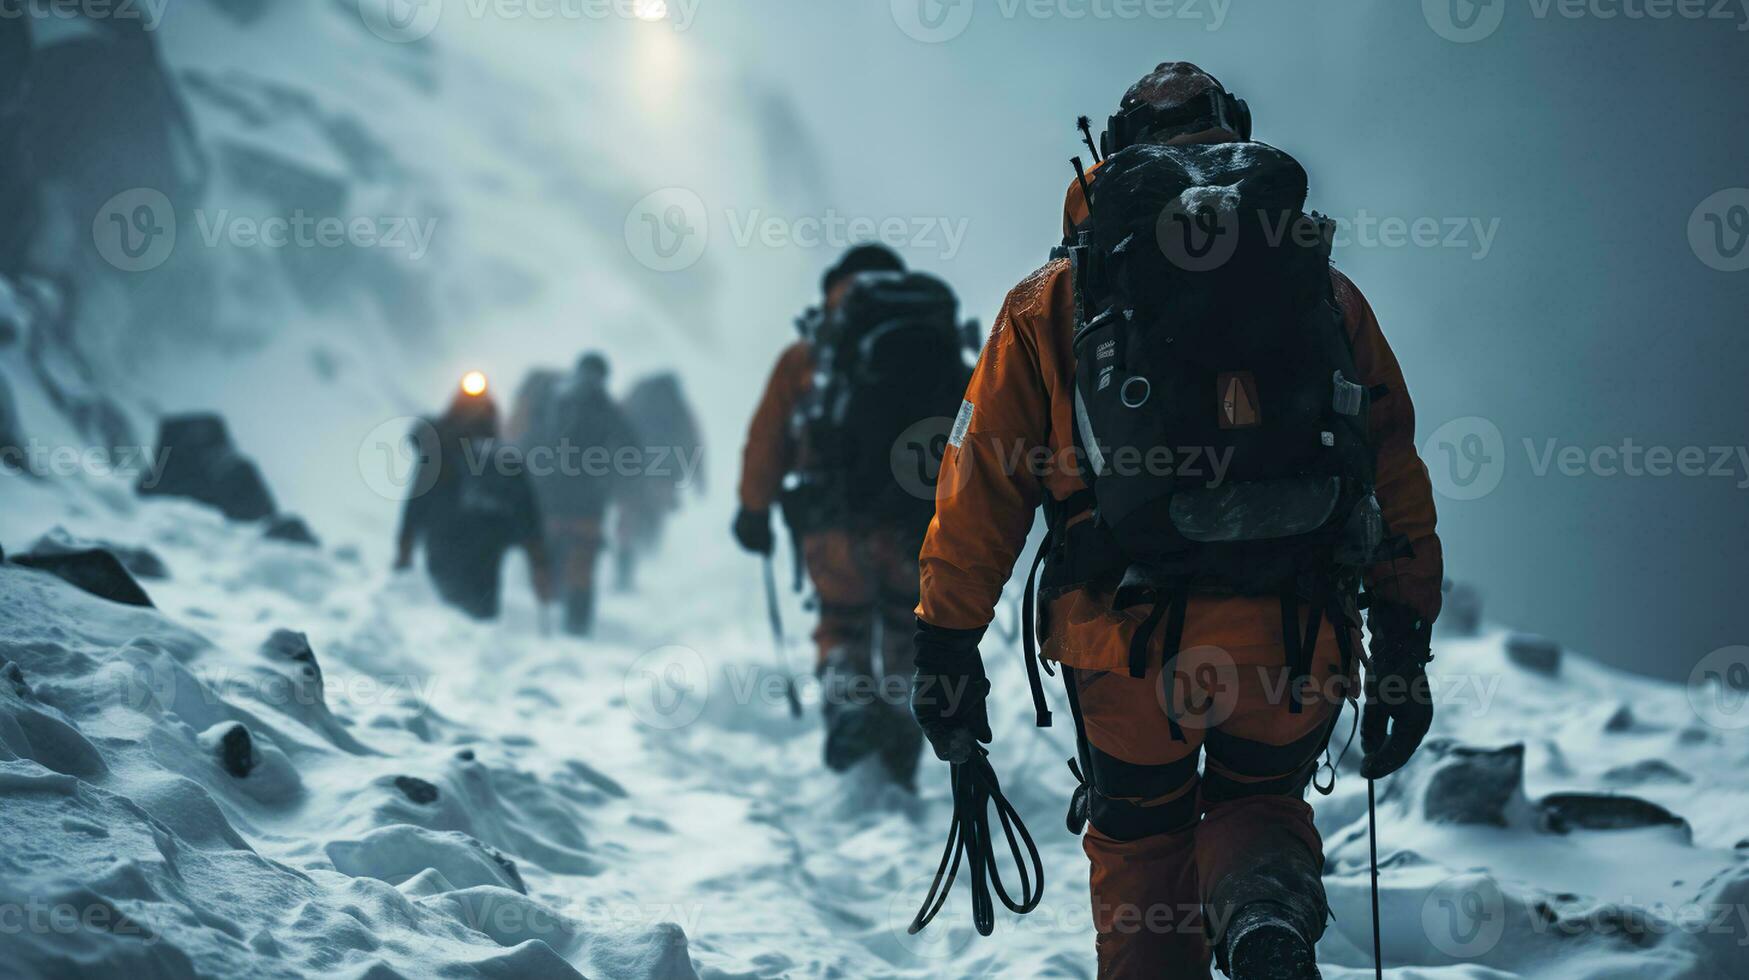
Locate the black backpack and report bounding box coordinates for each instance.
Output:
[1055,141,1389,689]
[789,271,970,533]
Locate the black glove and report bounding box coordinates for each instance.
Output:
[732,508,773,555]
[1361,601,1435,779]
[911,620,992,764]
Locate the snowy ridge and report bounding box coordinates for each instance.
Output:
[1,478,1746,978]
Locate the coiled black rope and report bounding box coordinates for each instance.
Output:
[908,748,1046,937]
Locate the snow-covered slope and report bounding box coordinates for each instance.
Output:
[2,474,1745,979]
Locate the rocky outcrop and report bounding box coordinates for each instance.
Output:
[27,527,168,580]
[137,413,276,521]
[9,548,153,607]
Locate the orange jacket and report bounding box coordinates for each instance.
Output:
[739,340,814,512]
[918,179,1444,672]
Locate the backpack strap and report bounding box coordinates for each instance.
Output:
[1021,532,1055,729]
[1019,489,1099,729]
[1281,589,1326,716]
[1061,666,1094,835]
[1120,585,1189,741]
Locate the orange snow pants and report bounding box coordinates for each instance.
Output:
[801,526,921,673]
[1071,619,1357,979]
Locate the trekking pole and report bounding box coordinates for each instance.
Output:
[1368,777,1383,980]
[762,554,804,718]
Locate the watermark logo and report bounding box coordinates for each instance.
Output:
[891,416,971,504]
[1422,873,1508,958]
[357,416,443,502]
[625,188,709,272]
[360,0,444,43]
[1156,196,1239,273]
[93,188,177,273]
[1423,0,1507,42]
[891,0,975,42]
[1422,416,1506,501]
[624,645,710,730]
[1156,645,1240,733]
[1688,645,1749,731]
[888,870,979,958]
[1689,188,1749,273]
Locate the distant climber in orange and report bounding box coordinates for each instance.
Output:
[737,244,971,789]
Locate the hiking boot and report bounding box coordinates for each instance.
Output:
[823,702,883,772]
[1223,903,1321,980]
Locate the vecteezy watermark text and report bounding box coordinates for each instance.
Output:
[0,0,170,31]
[1422,417,1749,501]
[358,0,700,43]
[191,211,439,262]
[890,0,1231,44]
[0,440,172,486]
[355,417,708,502]
[1424,0,1749,43]
[622,187,973,272]
[92,188,440,273]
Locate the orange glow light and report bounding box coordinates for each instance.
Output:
[460,371,488,397]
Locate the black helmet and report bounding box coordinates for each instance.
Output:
[1103,62,1252,155]
[822,243,905,295]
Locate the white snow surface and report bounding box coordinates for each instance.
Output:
[2,471,1747,979]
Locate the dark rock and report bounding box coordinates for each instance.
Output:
[1601,759,1692,786]
[10,549,154,607]
[28,526,168,579]
[137,413,277,521]
[262,514,319,547]
[1422,741,1525,826]
[1603,705,1636,733]
[1538,793,1688,836]
[394,775,440,805]
[3,661,29,697]
[1505,633,1562,675]
[1438,579,1483,637]
[456,749,476,762]
[215,722,256,778]
[486,847,526,894]
[259,629,323,689]
[0,369,23,472]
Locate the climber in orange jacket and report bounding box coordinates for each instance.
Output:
[909,63,1443,979]
[736,244,945,788]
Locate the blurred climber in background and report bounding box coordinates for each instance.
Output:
[614,371,706,592]
[396,372,552,621]
[518,352,642,637]
[735,244,972,789]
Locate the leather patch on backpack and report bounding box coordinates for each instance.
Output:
[1218,371,1261,429]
